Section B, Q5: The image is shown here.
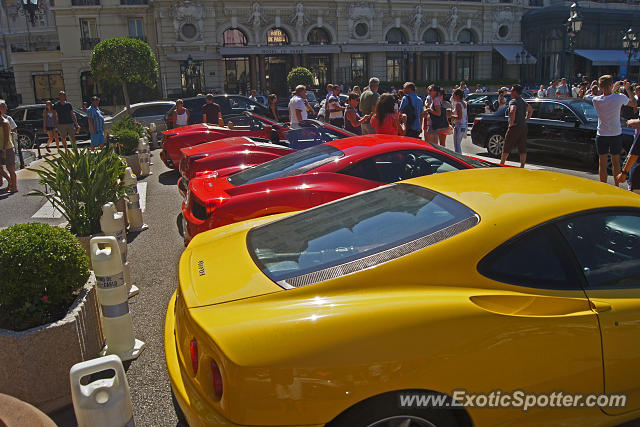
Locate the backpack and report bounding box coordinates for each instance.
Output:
[403,96,417,130]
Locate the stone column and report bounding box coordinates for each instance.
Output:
[443,53,450,81]
[259,55,266,93]
[250,55,258,92]
[451,52,457,81]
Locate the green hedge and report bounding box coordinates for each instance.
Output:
[0,223,90,331]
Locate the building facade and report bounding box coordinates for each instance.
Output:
[523,1,640,84]
[7,0,546,107]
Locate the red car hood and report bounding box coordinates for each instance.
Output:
[180,136,256,156]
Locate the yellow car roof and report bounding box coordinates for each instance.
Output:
[405,168,640,229]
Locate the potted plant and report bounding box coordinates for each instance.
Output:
[26,143,130,253]
[109,115,145,176]
[0,223,103,412]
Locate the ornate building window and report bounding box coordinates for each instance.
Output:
[351,54,368,84]
[386,28,407,45]
[223,28,248,46]
[386,52,403,82]
[307,28,331,45]
[267,28,289,46]
[422,53,442,81]
[458,29,476,44]
[33,73,64,103]
[180,59,205,97]
[457,54,475,80]
[423,29,442,44]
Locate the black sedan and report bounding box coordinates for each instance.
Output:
[9,104,91,149]
[471,98,635,168]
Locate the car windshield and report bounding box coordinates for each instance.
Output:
[428,143,495,168]
[228,144,344,186]
[248,183,478,284]
[283,123,348,144]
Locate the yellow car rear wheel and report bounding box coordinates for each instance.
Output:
[326,390,471,427]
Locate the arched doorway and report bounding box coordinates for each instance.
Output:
[222,28,250,94]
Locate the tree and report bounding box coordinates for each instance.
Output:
[90,37,158,110]
[287,67,314,91]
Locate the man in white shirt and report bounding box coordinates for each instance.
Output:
[288,85,313,129]
[592,76,637,185]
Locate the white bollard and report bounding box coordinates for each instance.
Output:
[123,168,148,233]
[70,355,135,427]
[149,123,158,150]
[100,203,139,298]
[91,236,145,361]
[137,138,150,177]
[100,202,127,261]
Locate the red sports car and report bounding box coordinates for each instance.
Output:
[177,121,353,197]
[160,114,288,169]
[181,135,498,244]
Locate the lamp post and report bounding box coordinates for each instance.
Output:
[622,28,639,80]
[565,1,583,79]
[184,54,203,96]
[17,0,40,25]
[515,49,531,85]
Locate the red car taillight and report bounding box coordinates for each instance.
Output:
[190,339,198,375]
[211,360,223,399]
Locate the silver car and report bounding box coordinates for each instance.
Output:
[104,101,175,132]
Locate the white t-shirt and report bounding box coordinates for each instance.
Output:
[288,95,307,129]
[592,93,629,136]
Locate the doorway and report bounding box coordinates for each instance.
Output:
[265,56,292,97]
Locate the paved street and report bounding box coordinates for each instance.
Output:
[0,136,628,426]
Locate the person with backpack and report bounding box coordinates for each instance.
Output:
[399,82,423,138]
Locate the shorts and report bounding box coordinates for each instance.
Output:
[595,134,622,156]
[503,125,528,154]
[90,132,105,147]
[1,148,15,168]
[46,126,55,131]
[58,123,76,143]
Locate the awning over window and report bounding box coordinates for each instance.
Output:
[573,49,640,66]
[493,45,537,65]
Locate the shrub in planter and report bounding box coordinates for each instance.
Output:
[112,128,140,156]
[26,143,130,237]
[0,223,90,331]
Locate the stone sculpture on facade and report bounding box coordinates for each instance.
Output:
[411,5,426,41]
[348,2,374,40]
[290,3,309,42]
[170,0,206,42]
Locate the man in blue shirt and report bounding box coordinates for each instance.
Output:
[87,96,105,151]
[400,82,424,138]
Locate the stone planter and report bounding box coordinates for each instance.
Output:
[125,153,141,177]
[0,274,104,413]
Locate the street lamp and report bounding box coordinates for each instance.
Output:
[17,0,40,25]
[184,54,203,96]
[566,1,583,50]
[515,49,531,85]
[622,27,639,80]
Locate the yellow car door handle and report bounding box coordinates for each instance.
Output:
[589,300,612,313]
[470,295,594,317]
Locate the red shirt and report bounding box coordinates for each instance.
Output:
[371,114,398,135]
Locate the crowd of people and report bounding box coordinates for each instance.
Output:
[286,78,483,157]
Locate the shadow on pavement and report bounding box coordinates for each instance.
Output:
[176,213,184,238]
[159,170,179,186]
[479,150,597,174]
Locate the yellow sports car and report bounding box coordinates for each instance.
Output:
[165,168,640,427]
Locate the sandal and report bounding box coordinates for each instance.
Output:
[7,186,17,193]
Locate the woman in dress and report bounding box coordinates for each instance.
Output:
[427,85,448,146]
[42,100,59,153]
[171,99,190,129]
[267,94,279,122]
[343,92,371,135]
[370,94,400,135]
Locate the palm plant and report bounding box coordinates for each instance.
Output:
[26,144,131,237]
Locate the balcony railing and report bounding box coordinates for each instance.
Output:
[120,0,148,4]
[81,37,101,51]
[72,0,100,5]
[129,35,148,42]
